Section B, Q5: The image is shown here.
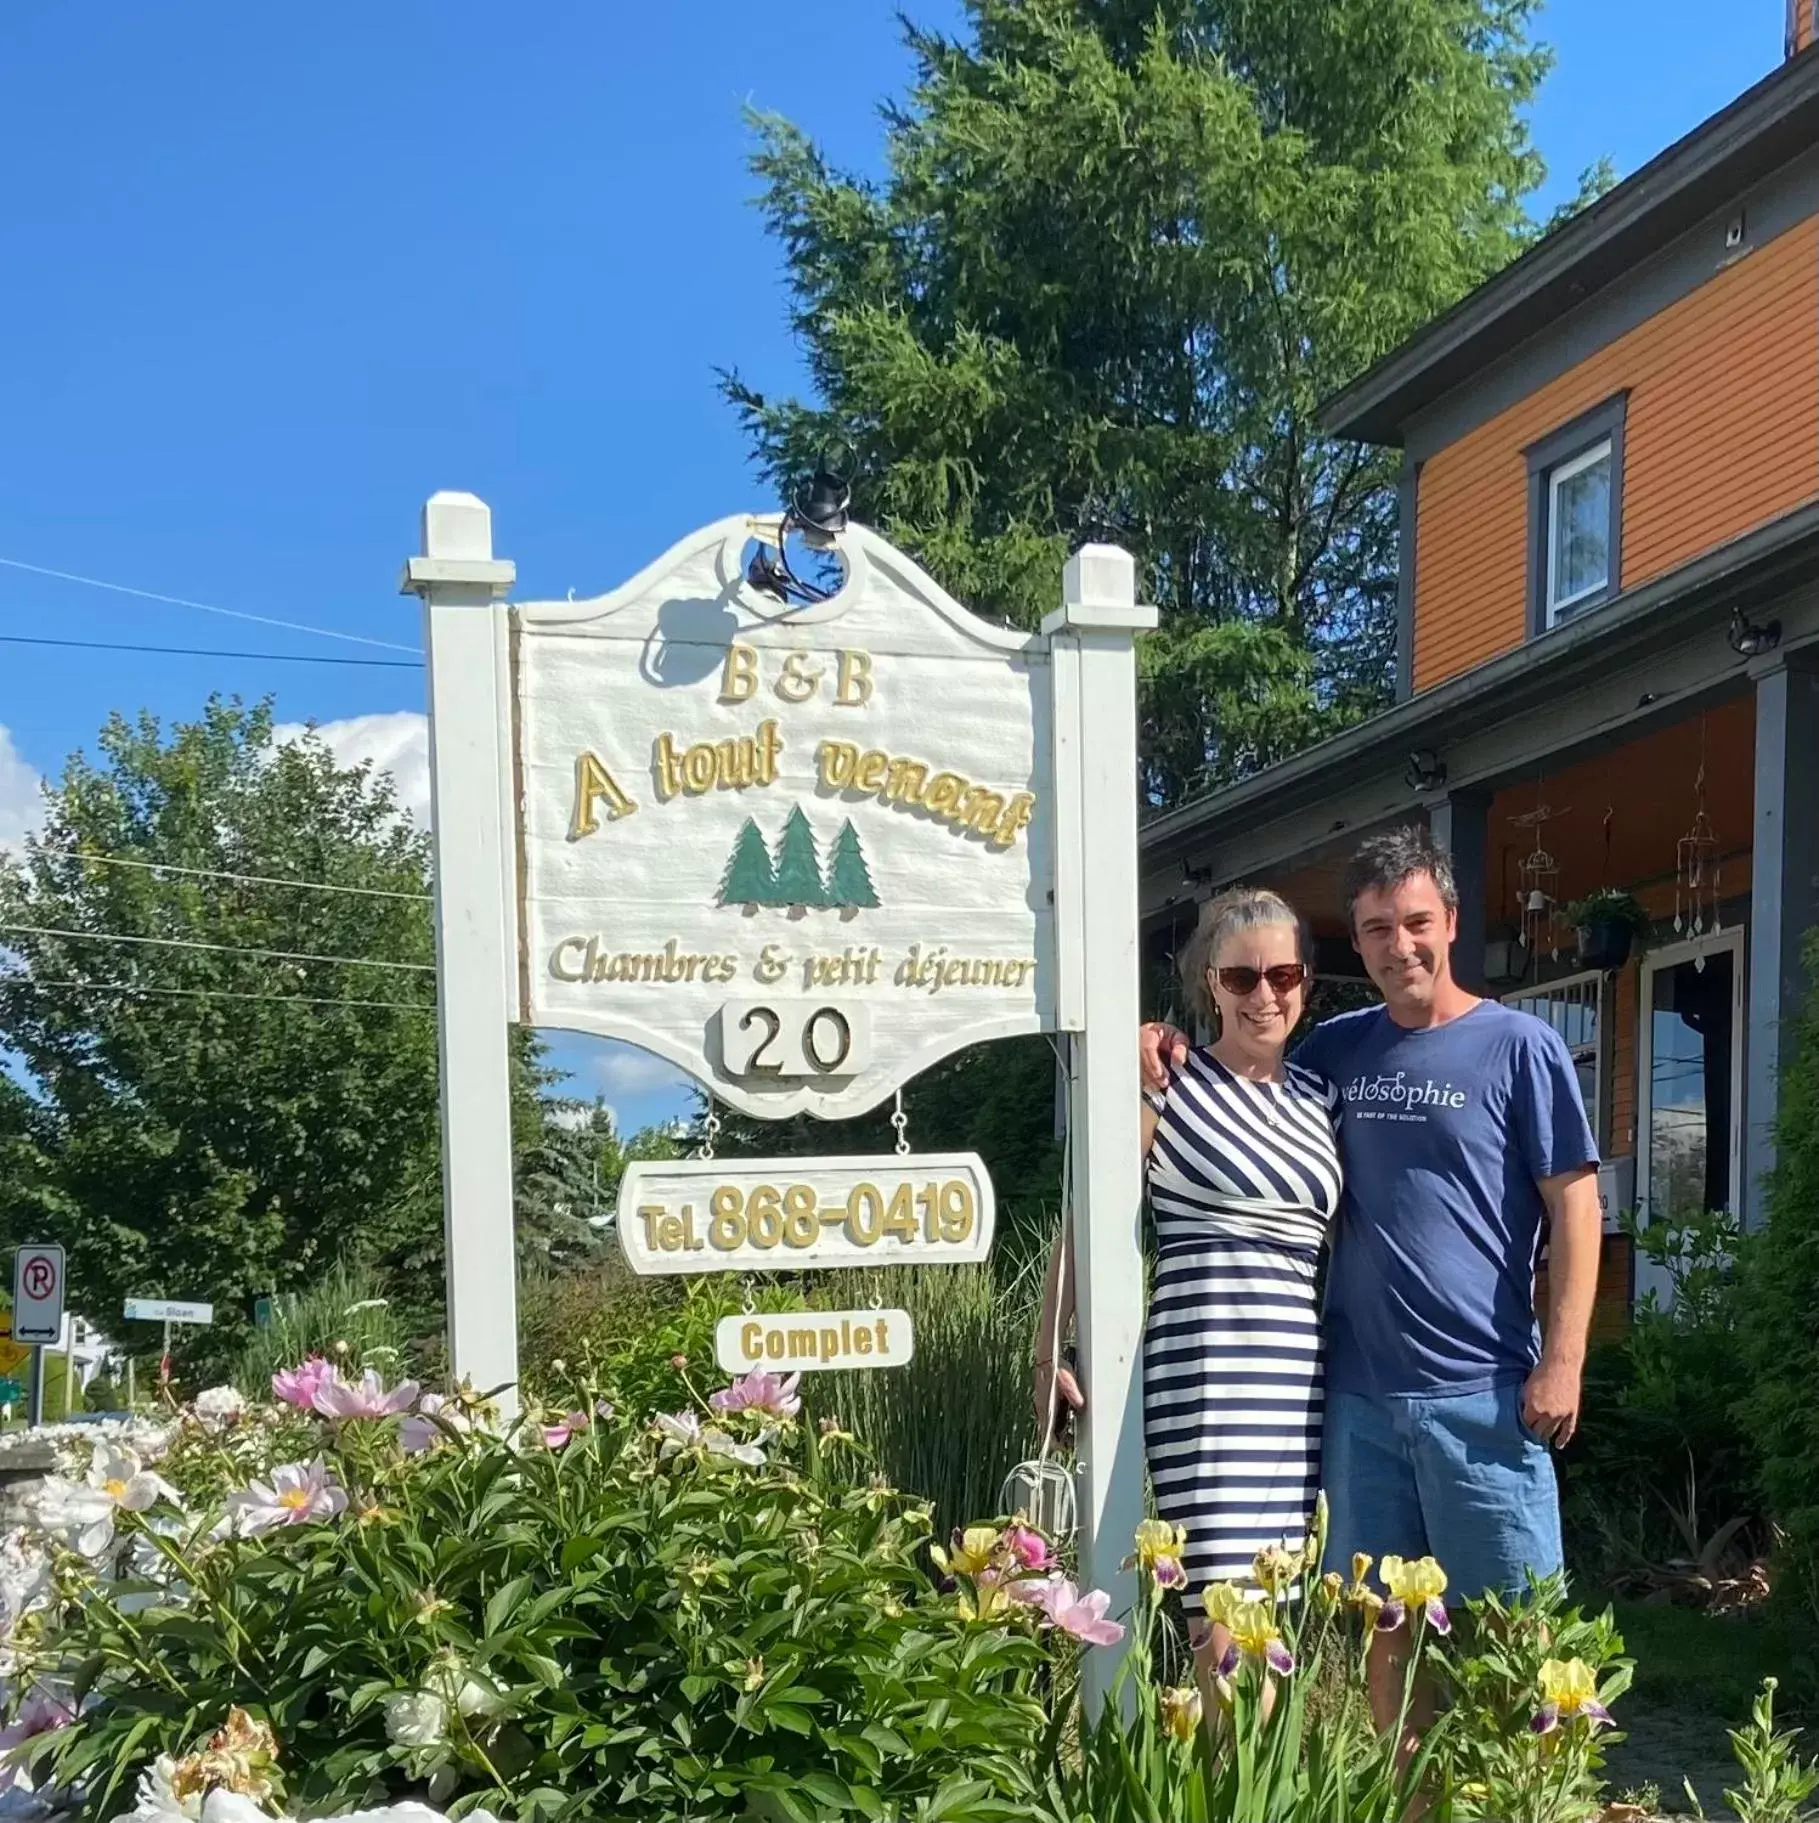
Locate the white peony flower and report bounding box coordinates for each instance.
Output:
[381,1689,448,1749]
[109,1755,200,1822]
[228,1459,347,1536]
[191,1388,247,1433]
[399,1393,468,1457]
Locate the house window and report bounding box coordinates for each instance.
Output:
[1526,394,1627,636]
[1503,971,1603,1146]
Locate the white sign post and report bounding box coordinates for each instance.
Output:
[409,495,1154,1706]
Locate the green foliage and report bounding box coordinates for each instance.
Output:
[39,1392,1052,1823]
[816,1260,1045,1539]
[1563,888,1650,934]
[1693,1678,1819,1823]
[727,0,1557,806]
[1740,932,1819,1625]
[226,1260,412,1398]
[0,701,445,1367]
[1562,1208,1759,1596]
[514,1102,682,1276]
[1440,1575,1633,1823]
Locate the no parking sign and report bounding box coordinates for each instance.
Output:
[12,1245,64,1346]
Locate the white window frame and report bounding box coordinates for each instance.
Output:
[1544,436,1614,624]
[1634,927,1746,1307]
[1501,968,1604,1150]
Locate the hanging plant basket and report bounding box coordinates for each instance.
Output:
[1566,889,1650,971]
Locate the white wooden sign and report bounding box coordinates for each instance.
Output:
[715,1308,914,1374]
[510,518,1055,1119]
[617,1153,994,1276]
[122,1299,213,1325]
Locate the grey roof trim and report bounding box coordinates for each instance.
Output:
[1140,499,1819,862]
[1319,47,1819,446]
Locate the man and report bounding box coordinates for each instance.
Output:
[1142,827,1601,1730]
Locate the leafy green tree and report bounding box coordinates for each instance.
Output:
[718,816,779,908]
[0,700,510,1364]
[771,806,827,908]
[725,0,1563,805]
[515,1097,683,1270]
[824,819,879,909]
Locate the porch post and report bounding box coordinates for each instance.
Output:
[1429,788,1490,992]
[1745,652,1819,1229]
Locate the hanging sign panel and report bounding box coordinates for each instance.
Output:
[715,1309,915,1374]
[510,519,1057,1119]
[616,1152,996,1277]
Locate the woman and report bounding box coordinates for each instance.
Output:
[1033,888,1340,1675]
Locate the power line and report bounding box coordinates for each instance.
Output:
[0,923,434,974]
[9,978,433,1016]
[47,852,433,903]
[0,556,419,655]
[0,633,421,670]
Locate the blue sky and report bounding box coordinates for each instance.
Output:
[0,1,1784,1134]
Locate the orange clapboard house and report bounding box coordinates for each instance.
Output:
[1139,3,1819,1328]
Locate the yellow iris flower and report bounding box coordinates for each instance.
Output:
[932,1526,1000,1578]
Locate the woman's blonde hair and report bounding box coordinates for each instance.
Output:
[1177,887,1310,1026]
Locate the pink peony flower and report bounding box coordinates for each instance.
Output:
[709,1369,802,1421]
[1025,1576,1126,1646]
[230,1458,348,1534]
[541,1410,591,1450]
[312,1368,420,1421]
[1003,1524,1050,1573]
[271,1356,336,1411]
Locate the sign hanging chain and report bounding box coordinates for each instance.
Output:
[696,1094,721,1163]
[891,1089,909,1157]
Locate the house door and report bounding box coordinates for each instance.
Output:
[1635,929,1745,1303]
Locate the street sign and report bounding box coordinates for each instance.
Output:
[616,1152,996,1277]
[715,1308,914,1375]
[13,1245,65,1346]
[122,1298,213,1325]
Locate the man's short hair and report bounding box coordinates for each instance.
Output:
[1343,826,1459,929]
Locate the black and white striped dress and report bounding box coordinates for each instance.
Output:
[1143,1048,1341,1595]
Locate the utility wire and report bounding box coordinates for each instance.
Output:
[9,978,433,1015]
[0,922,435,974]
[0,555,419,655]
[47,851,433,903]
[0,633,421,670]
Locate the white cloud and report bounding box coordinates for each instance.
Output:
[0,726,44,853]
[594,1044,692,1100]
[273,711,430,827]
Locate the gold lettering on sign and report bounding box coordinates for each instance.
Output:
[569,752,638,840]
[549,935,739,985]
[814,741,1035,850]
[775,652,824,703]
[718,643,759,702]
[835,650,874,706]
[654,720,783,800]
[893,944,1037,993]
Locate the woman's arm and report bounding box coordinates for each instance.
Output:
[1032,1220,1083,1437]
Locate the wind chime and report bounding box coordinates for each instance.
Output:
[1675,721,1722,966]
[1511,791,1568,972]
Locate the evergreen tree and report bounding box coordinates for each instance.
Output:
[771,806,828,908]
[725,0,1601,806]
[719,816,780,907]
[825,819,879,909]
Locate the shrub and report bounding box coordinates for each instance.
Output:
[1740,930,1819,1624]
[27,1373,1054,1822]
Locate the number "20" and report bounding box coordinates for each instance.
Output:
[719,999,872,1080]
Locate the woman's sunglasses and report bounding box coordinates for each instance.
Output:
[1214,963,1308,996]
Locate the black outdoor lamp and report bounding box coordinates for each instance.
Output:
[794,457,852,539]
[1727,606,1782,658]
[744,451,855,607]
[1404,748,1447,793]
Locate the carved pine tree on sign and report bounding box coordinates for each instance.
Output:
[719,817,779,907]
[771,805,829,909]
[825,819,878,909]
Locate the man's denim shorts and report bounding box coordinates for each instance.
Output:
[1321,1381,1564,1601]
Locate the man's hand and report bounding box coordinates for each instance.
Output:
[1140,1021,1190,1092]
[1522,1358,1582,1449]
[1034,1357,1085,1440]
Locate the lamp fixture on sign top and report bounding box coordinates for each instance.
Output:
[1404,749,1447,793]
[1727,606,1781,658]
[744,452,856,607]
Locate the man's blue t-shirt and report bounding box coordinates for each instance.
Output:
[1293,1000,1598,1399]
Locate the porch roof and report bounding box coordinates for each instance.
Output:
[1319,45,1819,446]
[1139,498,1819,877]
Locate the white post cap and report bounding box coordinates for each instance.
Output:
[403,491,516,597]
[1044,542,1157,633]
